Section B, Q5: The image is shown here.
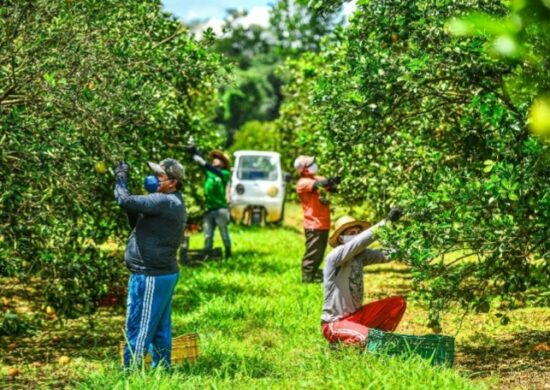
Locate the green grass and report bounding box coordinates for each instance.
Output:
[3,207,547,388]
[75,226,483,389]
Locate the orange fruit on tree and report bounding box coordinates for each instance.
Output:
[95,162,107,174]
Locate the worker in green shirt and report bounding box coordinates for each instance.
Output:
[188,146,232,258]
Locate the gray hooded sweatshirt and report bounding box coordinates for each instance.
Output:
[321,221,391,323]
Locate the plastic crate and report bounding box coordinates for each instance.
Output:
[120,333,199,366]
[95,287,126,307]
[366,328,455,366]
[179,236,223,265]
[180,248,223,265]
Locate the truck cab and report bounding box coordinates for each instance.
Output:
[229,151,289,225]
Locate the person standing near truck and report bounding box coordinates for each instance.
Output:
[187,146,232,259]
[294,155,340,283]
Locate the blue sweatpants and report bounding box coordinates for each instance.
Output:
[124,272,179,368]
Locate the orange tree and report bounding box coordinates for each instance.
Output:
[0,0,226,317]
[278,0,550,328]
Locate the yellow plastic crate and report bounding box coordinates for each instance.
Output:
[120,333,199,366]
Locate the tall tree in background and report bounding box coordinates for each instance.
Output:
[214,0,343,147]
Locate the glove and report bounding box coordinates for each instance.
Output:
[387,206,403,222]
[328,176,342,185]
[115,161,129,182]
[185,145,199,155]
[326,176,341,188]
[193,154,206,166]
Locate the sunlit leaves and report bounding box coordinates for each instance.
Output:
[279,0,550,328]
[529,96,550,139]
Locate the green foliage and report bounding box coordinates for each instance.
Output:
[275,52,326,171]
[214,1,341,140]
[0,0,225,316]
[278,0,550,328]
[221,64,280,133]
[231,121,279,152]
[270,0,343,56]
[306,0,351,15]
[448,0,550,139]
[0,312,34,336]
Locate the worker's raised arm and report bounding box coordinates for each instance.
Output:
[187,145,224,179]
[325,206,403,269]
[113,161,163,216]
[325,220,387,268]
[313,176,341,192]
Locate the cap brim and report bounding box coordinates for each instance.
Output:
[329,220,371,247]
[148,162,166,175]
[210,150,231,169]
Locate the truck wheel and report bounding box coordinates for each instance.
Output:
[251,211,261,225]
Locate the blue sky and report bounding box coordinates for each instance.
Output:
[161,0,272,21]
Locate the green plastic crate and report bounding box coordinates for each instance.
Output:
[366,328,455,367]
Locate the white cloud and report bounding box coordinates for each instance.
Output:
[190,6,270,39]
[185,9,203,21]
[204,18,225,36]
[237,6,270,28]
[342,0,357,18]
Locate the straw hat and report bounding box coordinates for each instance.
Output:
[210,150,231,169]
[329,215,371,247]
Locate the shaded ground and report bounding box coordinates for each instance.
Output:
[0,278,125,388]
[459,330,550,389]
[363,262,550,390]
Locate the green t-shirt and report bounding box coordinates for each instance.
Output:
[204,168,231,210]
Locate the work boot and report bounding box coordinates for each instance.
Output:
[314,269,324,283]
[302,272,315,283]
[224,246,232,259]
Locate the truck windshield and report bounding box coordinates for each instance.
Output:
[237,155,279,181]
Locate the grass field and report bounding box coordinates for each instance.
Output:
[1,203,549,389]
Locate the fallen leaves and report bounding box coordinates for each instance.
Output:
[532,342,550,352]
[58,355,71,365]
[7,367,20,377]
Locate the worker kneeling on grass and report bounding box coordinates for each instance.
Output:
[114,159,186,368]
[321,207,406,347]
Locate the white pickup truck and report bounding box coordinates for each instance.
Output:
[229,151,290,225]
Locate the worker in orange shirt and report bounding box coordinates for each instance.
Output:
[294,155,340,283]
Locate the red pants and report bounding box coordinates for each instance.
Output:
[322,296,406,346]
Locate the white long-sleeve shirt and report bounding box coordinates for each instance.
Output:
[321,220,390,323]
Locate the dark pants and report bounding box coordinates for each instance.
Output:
[302,229,329,282]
